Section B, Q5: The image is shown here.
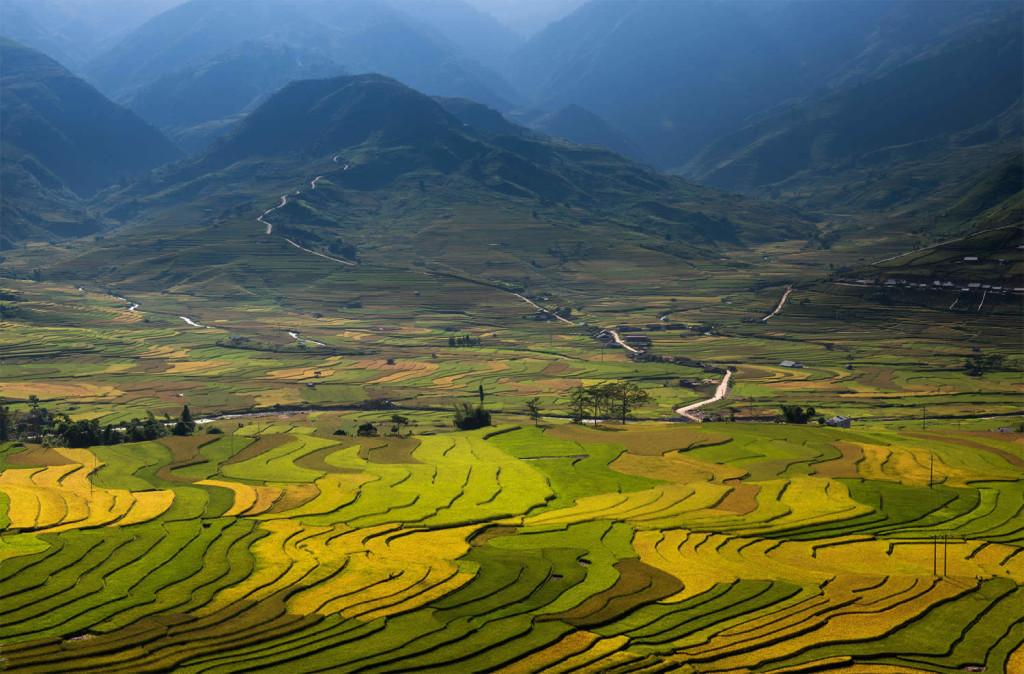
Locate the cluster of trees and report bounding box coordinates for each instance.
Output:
[568,382,650,425]
[779,405,817,424]
[0,398,199,448]
[453,402,491,430]
[447,334,481,347]
[964,353,1010,375]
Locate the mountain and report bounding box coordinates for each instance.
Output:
[464,0,588,39]
[0,38,181,245]
[170,74,811,243]
[527,104,647,163]
[0,0,183,72]
[84,0,519,114]
[435,97,528,137]
[78,74,814,297]
[683,10,1022,237]
[388,0,522,74]
[122,41,346,154]
[507,0,1019,169]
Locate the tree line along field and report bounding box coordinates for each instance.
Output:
[1,268,1020,427]
[1,420,1021,672]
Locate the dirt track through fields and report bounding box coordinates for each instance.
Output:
[762,285,793,321]
[675,370,733,422]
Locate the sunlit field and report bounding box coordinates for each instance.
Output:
[2,420,1021,672]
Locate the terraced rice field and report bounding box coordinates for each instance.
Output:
[2,422,1021,672]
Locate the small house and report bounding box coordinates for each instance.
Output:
[825,416,851,428]
[779,360,804,368]
[625,334,651,346]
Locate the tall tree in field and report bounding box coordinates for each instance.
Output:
[525,397,541,426]
[568,387,587,424]
[610,382,651,424]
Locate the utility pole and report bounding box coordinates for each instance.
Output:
[929,454,934,489]
[943,535,948,576]
[922,405,927,430]
[933,536,938,576]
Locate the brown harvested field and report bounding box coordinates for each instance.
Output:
[545,424,732,456]
[543,558,683,627]
[856,367,903,392]
[264,482,321,514]
[714,479,760,515]
[157,435,219,464]
[538,362,572,376]
[812,441,866,478]
[222,434,292,465]
[363,438,421,464]
[6,445,76,467]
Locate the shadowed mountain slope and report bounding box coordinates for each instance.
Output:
[0,38,181,246]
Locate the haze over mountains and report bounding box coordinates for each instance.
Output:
[0,0,1019,257]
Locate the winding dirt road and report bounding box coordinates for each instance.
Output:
[762,285,793,322]
[258,194,289,235]
[675,370,732,422]
[606,329,639,354]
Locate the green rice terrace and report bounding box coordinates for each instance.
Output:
[1,420,1021,672]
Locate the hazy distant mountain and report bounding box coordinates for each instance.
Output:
[0,39,180,244]
[683,9,1022,236]
[508,0,1019,169]
[528,104,647,163]
[388,0,522,73]
[686,9,1022,191]
[0,0,182,71]
[465,0,587,38]
[85,0,519,113]
[123,41,346,154]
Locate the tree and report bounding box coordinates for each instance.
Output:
[390,414,409,427]
[453,402,491,430]
[525,397,541,426]
[0,403,11,442]
[568,387,588,424]
[609,382,651,424]
[357,422,378,437]
[172,405,196,436]
[478,384,485,405]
